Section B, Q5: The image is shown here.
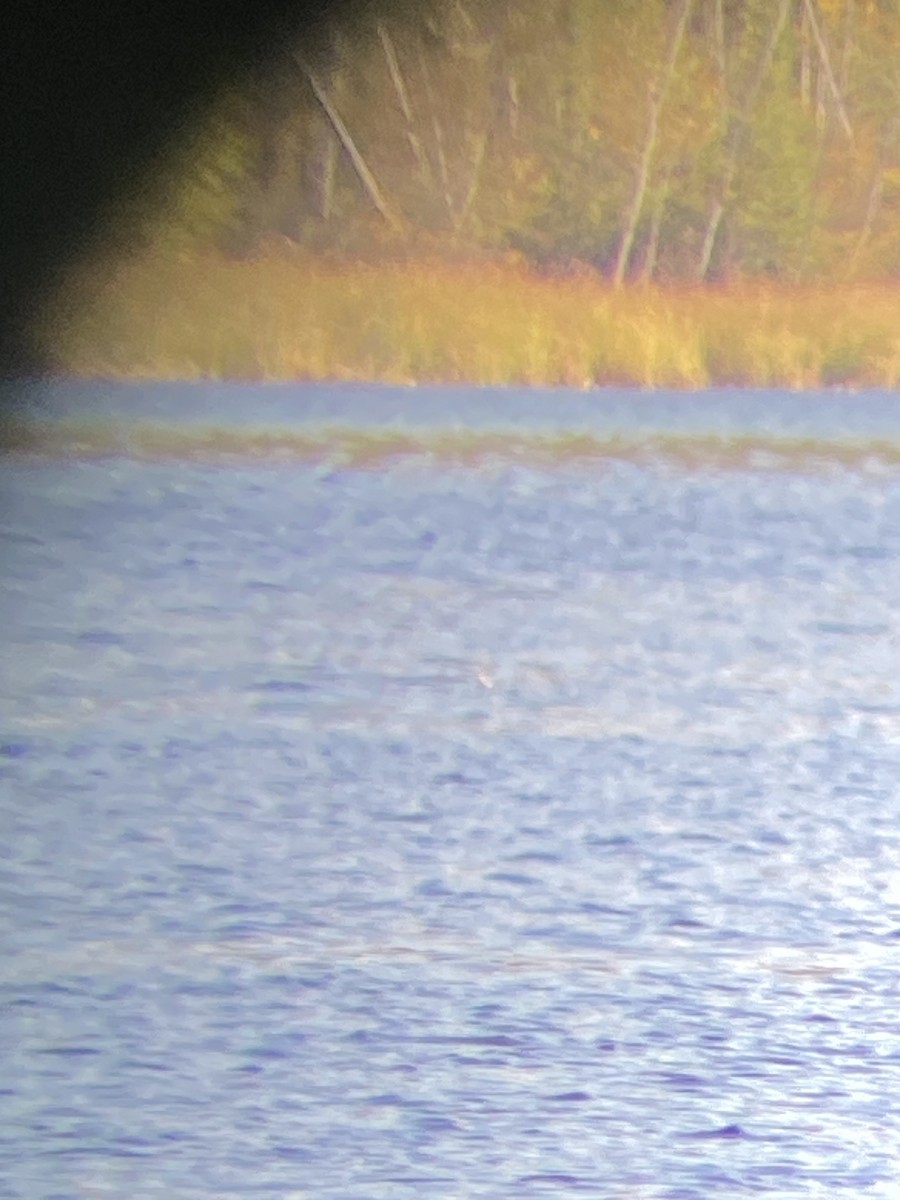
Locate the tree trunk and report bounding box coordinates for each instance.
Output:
[301,61,404,231]
[417,49,455,225]
[320,128,337,220]
[377,23,433,188]
[847,116,900,276]
[455,130,488,232]
[637,165,672,283]
[802,0,853,141]
[695,0,791,281]
[612,0,693,287]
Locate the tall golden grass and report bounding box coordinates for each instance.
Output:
[37,250,900,388]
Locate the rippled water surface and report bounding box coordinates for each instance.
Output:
[5,383,900,1198]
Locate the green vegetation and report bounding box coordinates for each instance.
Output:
[92,0,900,283]
[35,0,900,385]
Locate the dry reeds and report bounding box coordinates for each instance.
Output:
[37,250,900,389]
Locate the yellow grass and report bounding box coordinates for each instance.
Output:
[37,250,900,389]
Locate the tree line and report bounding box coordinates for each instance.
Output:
[137,0,900,283]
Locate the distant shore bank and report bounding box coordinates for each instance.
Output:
[38,252,900,390]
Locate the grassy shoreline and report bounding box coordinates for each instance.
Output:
[39,251,900,389]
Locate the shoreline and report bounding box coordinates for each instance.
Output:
[37,252,900,390]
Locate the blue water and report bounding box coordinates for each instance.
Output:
[4,383,900,1198]
[11,377,900,440]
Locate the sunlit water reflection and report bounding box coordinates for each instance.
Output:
[4,384,900,1197]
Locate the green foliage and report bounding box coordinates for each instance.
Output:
[730,58,820,277]
[134,97,254,252]
[77,0,900,282]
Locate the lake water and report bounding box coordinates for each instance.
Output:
[4,382,900,1198]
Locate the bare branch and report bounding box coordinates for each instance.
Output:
[377,23,433,186]
[300,60,404,231]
